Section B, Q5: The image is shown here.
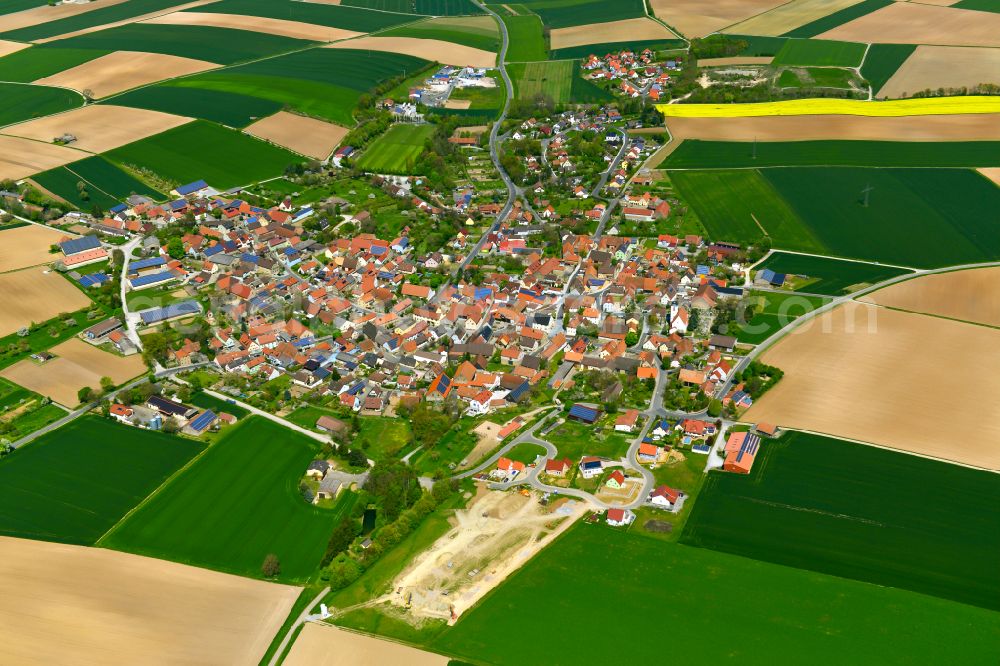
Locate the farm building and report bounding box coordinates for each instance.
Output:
[724,431,761,474]
[186,410,218,435]
[316,415,349,435]
[756,269,786,287]
[138,301,202,326]
[82,317,122,342]
[129,271,177,291]
[146,395,197,423]
[568,403,601,424]
[708,334,737,352]
[606,508,635,527]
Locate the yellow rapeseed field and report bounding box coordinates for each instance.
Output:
[656,96,1000,118]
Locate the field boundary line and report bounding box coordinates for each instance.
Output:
[860,301,1000,331]
[93,425,224,546]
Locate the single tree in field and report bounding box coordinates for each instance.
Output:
[262,553,281,578]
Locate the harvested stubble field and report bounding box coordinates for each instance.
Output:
[34,49,218,99]
[0,416,203,544]
[286,623,447,666]
[2,337,145,407]
[818,1,1000,46]
[327,36,496,68]
[0,226,76,273]
[143,10,363,42]
[1,104,192,154]
[860,267,1000,328]
[745,301,1000,470]
[0,0,128,34]
[550,17,676,50]
[725,0,864,35]
[649,0,787,38]
[245,111,348,159]
[878,45,1000,99]
[0,39,29,57]
[0,536,299,666]
[0,267,91,337]
[683,430,1000,610]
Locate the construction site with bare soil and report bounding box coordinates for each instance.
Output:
[380,489,586,624]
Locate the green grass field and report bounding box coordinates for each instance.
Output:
[357,123,435,174]
[733,291,828,344]
[382,16,499,52]
[755,251,912,295]
[683,431,1000,610]
[763,167,1000,267]
[47,23,312,65]
[0,47,107,83]
[103,417,341,582]
[0,83,83,128]
[36,156,165,211]
[771,38,866,67]
[175,49,427,127]
[105,120,301,189]
[0,416,203,545]
[430,523,1000,664]
[189,391,250,419]
[551,38,685,61]
[512,60,574,103]
[951,0,1000,12]
[777,66,856,89]
[1,0,50,14]
[343,0,484,15]
[664,139,1000,168]
[500,14,547,61]
[195,0,420,31]
[0,0,181,42]
[515,0,646,28]
[670,170,818,250]
[783,0,892,38]
[106,85,284,128]
[863,43,918,96]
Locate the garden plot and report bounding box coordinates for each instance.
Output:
[0,537,299,666]
[1,104,191,153]
[387,491,586,622]
[818,1,1000,47]
[878,46,1000,98]
[244,111,348,159]
[745,301,1000,470]
[550,17,677,50]
[0,267,90,337]
[327,36,496,68]
[725,0,865,35]
[34,50,218,99]
[0,135,84,180]
[0,226,76,273]
[2,338,145,407]
[142,10,364,42]
[649,0,788,38]
[860,266,1000,328]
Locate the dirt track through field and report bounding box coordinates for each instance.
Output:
[0,135,86,180]
[327,36,497,68]
[878,46,1000,98]
[34,50,219,99]
[860,267,1000,328]
[0,536,300,666]
[1,105,191,154]
[656,113,1000,159]
[0,267,90,336]
[245,111,348,159]
[285,623,447,666]
[142,11,365,42]
[550,17,677,49]
[649,0,788,38]
[2,337,145,406]
[0,226,77,273]
[745,301,1000,470]
[819,2,1000,47]
[0,0,129,34]
[726,0,865,36]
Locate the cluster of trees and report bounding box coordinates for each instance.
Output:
[77,375,120,404]
[690,35,750,60]
[735,360,784,399]
[908,83,1000,98]
[402,401,458,450]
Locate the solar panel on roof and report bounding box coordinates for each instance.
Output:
[130,271,174,288]
[60,235,101,255]
[189,410,216,432]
